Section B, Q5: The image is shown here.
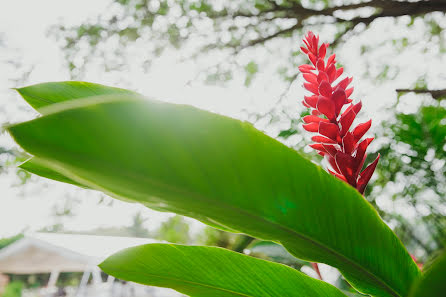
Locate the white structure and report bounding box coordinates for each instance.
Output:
[0,233,181,297]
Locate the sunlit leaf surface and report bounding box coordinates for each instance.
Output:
[9,82,420,297]
[100,244,348,297]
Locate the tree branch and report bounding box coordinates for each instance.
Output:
[210,0,446,51]
[236,21,302,52]
[337,0,446,26]
[396,88,446,100]
[323,0,389,13]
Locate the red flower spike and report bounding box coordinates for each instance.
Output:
[328,169,347,182]
[322,144,338,157]
[304,83,319,95]
[326,155,341,173]
[335,68,344,80]
[317,59,325,71]
[299,65,315,73]
[342,132,356,154]
[319,43,327,60]
[345,87,354,98]
[300,31,379,195]
[317,72,329,83]
[332,89,347,116]
[353,138,373,176]
[308,53,317,66]
[352,119,372,141]
[335,153,357,186]
[339,108,357,136]
[316,96,335,120]
[310,144,331,155]
[303,73,318,84]
[335,77,352,91]
[312,35,318,52]
[312,109,322,116]
[310,144,337,157]
[357,155,380,194]
[312,135,337,144]
[326,64,336,83]
[327,54,336,66]
[318,122,340,142]
[304,95,318,108]
[303,115,329,124]
[318,81,332,97]
[303,123,319,132]
[311,263,323,280]
[353,101,362,114]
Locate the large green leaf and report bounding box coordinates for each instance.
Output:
[8,87,420,297]
[409,251,446,297]
[100,244,347,297]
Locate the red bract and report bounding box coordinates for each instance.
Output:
[299,31,379,194]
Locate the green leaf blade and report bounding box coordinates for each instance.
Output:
[19,157,89,188]
[100,244,347,297]
[410,252,446,297]
[15,81,137,112]
[8,91,420,297]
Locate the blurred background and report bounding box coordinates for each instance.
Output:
[0,0,445,296]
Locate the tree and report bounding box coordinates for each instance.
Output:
[53,0,446,93]
[39,2,446,263]
[369,101,446,258]
[0,234,23,250]
[156,215,190,244]
[127,211,151,237]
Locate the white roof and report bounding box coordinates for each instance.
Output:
[0,232,160,274]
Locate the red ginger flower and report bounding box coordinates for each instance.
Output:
[299,31,379,194]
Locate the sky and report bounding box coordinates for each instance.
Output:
[0,0,445,238]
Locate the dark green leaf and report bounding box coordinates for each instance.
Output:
[100,244,347,297]
[409,251,446,297]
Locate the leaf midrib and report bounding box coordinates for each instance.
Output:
[32,154,401,297]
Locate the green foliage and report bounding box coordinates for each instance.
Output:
[2,282,22,297]
[244,61,259,86]
[372,104,446,255]
[409,251,446,297]
[196,226,237,249]
[128,212,150,238]
[8,82,421,297]
[52,0,445,81]
[249,241,306,268]
[0,234,23,250]
[156,215,190,244]
[100,244,347,297]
